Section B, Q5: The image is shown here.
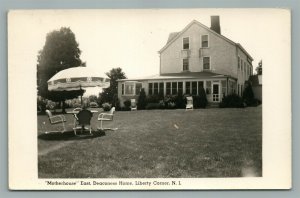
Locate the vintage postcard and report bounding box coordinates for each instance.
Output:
[8,9,291,190]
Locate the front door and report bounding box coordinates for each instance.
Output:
[212,84,220,102]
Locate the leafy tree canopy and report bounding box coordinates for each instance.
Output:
[37,27,85,112]
[255,60,262,75]
[99,67,126,106]
[37,27,84,97]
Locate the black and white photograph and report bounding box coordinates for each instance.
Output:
[8,9,291,190]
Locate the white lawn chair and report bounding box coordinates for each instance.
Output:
[131,99,137,111]
[186,96,194,110]
[45,110,67,133]
[97,107,118,131]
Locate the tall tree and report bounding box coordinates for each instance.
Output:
[99,67,126,107]
[37,27,84,112]
[255,60,262,75]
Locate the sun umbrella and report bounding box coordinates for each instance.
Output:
[48,66,109,91]
[47,66,110,104]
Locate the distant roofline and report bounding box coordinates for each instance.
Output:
[158,19,253,61]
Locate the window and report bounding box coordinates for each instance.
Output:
[221,80,227,96]
[149,83,153,95]
[121,84,124,95]
[149,82,164,95]
[183,58,189,71]
[206,81,211,94]
[238,56,240,69]
[183,37,189,49]
[153,83,158,95]
[122,82,142,96]
[203,57,210,70]
[159,82,164,95]
[178,82,183,95]
[244,62,246,74]
[192,82,197,95]
[124,82,134,95]
[186,82,191,94]
[201,35,209,48]
[166,82,171,95]
[198,81,204,94]
[241,60,243,71]
[135,83,142,95]
[172,82,177,95]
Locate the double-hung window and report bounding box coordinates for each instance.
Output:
[201,35,209,48]
[183,58,189,71]
[183,37,189,49]
[203,57,210,70]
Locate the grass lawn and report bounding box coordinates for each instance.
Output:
[38,106,262,178]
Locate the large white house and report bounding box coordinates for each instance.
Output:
[117,16,254,106]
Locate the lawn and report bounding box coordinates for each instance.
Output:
[38,106,262,178]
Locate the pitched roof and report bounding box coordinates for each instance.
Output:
[159,20,253,61]
[166,32,180,44]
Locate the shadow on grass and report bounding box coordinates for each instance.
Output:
[38,130,106,141]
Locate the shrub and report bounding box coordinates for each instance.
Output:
[193,87,208,108]
[175,93,185,109]
[102,103,112,111]
[137,88,147,110]
[165,101,176,109]
[123,99,131,109]
[145,103,161,110]
[146,94,163,104]
[89,102,98,108]
[37,98,47,112]
[243,83,260,107]
[219,94,244,108]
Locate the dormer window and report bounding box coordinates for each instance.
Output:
[203,57,210,70]
[201,35,209,48]
[183,37,189,49]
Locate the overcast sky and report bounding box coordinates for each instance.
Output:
[9,9,290,79]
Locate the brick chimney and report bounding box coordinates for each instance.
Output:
[210,16,221,34]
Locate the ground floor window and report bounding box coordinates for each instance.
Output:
[171,82,177,95]
[166,82,171,95]
[221,80,227,96]
[228,81,236,95]
[198,81,204,94]
[191,82,197,95]
[185,82,191,94]
[178,82,183,94]
[149,82,164,95]
[206,81,211,94]
[122,82,142,96]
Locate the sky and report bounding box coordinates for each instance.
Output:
[9,8,290,79]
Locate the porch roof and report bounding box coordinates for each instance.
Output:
[117,71,235,82]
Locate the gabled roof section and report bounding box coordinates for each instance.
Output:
[158,19,253,61]
[167,32,180,44]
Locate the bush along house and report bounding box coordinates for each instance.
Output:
[117,16,254,107]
